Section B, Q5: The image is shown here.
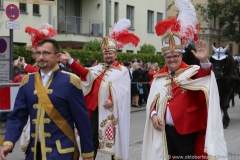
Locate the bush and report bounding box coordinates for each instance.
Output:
[139,43,156,54]
[83,39,102,52]
[13,46,165,68]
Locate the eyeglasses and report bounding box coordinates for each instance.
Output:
[164,54,181,61]
[34,51,54,57]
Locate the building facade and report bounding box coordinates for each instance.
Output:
[0,0,167,53]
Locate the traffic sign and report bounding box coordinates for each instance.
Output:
[6,21,20,30]
[6,4,20,20]
[0,38,7,54]
[0,36,10,59]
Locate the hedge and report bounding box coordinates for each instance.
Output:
[13,45,165,68]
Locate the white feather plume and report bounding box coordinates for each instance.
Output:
[112,18,131,33]
[175,0,198,47]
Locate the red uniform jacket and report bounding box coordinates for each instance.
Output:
[153,62,212,158]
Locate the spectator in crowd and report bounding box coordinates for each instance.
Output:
[10,65,26,83]
[148,64,156,87]
[90,59,98,67]
[124,61,133,80]
[137,60,149,105]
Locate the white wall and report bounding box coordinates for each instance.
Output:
[0,1,57,46]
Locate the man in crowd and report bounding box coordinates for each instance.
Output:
[142,0,227,159]
[0,39,94,160]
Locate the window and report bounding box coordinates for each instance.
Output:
[33,4,40,15]
[127,5,134,29]
[147,10,154,32]
[114,2,119,23]
[157,12,163,22]
[0,0,4,10]
[126,50,133,53]
[19,3,27,13]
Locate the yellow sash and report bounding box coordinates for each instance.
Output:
[34,72,79,160]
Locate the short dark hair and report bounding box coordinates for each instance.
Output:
[123,61,130,67]
[90,59,97,65]
[13,65,20,71]
[37,38,61,53]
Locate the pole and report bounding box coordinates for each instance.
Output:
[9,28,13,81]
[105,0,110,36]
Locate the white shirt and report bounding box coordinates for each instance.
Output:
[151,61,211,126]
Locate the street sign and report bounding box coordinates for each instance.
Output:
[6,4,20,20]
[0,37,10,59]
[6,21,20,30]
[0,61,10,83]
[0,38,7,54]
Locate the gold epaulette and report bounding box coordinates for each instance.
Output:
[19,74,31,88]
[61,71,82,90]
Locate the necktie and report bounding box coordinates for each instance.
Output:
[170,71,175,77]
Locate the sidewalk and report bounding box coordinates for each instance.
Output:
[130,104,146,113]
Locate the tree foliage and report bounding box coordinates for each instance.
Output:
[83,39,102,51]
[139,43,156,54]
[196,0,240,43]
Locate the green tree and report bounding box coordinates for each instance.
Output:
[139,43,156,54]
[83,39,102,51]
[196,0,240,43]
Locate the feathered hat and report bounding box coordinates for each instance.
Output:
[101,18,140,52]
[211,45,229,60]
[155,0,199,54]
[25,23,57,50]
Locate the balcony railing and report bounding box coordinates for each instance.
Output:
[53,16,103,37]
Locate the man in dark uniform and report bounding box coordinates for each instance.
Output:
[0,39,94,160]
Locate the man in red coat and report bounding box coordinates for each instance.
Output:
[142,0,227,159]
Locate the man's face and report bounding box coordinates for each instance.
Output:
[164,52,182,72]
[103,50,117,65]
[139,61,143,67]
[35,42,60,72]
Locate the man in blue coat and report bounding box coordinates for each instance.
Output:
[0,38,94,160]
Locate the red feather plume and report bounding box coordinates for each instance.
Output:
[25,23,57,48]
[155,17,180,36]
[110,30,140,49]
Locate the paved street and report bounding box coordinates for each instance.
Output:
[1,96,240,160]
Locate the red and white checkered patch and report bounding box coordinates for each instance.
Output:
[105,123,114,140]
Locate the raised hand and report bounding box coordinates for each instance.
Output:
[191,40,208,63]
[59,51,72,65]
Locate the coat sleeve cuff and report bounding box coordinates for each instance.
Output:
[3,141,14,148]
[81,151,94,158]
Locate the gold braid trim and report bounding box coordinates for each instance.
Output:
[61,71,82,90]
[161,31,183,53]
[0,135,4,146]
[56,140,74,154]
[3,141,14,148]
[19,74,30,88]
[150,93,160,112]
[81,151,94,158]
